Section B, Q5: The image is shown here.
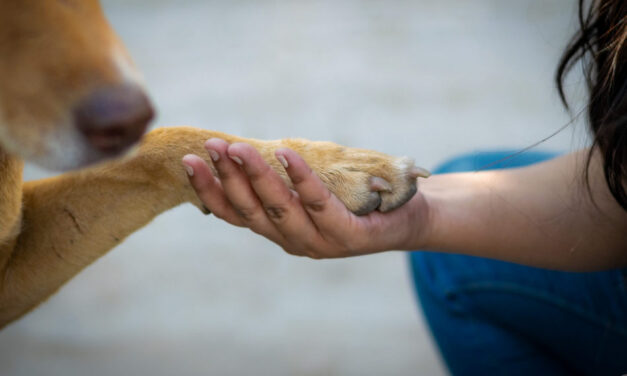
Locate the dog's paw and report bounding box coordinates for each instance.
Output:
[298,143,430,215]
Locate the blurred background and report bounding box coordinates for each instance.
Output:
[1,0,589,375]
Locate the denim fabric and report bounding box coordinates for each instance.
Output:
[408,151,627,376]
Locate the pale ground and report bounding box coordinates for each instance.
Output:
[0,0,589,375]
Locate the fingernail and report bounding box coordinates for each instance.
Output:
[207,149,220,162]
[230,155,243,165]
[277,155,289,168]
[184,164,194,177]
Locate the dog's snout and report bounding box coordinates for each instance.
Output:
[74,85,154,154]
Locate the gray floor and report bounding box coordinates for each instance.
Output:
[1,0,588,375]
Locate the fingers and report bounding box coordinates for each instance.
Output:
[274,148,362,241]
[183,150,284,239]
[184,138,373,258]
[182,154,246,226]
[201,139,286,242]
[226,143,323,248]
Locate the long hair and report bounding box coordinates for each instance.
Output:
[556,0,627,209]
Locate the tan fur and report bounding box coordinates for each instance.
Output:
[0,0,141,169]
[0,2,424,328]
[0,127,422,327]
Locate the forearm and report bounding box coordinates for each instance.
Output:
[415,150,627,271]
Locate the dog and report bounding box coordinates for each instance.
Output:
[0,0,427,328]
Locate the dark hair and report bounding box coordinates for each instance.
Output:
[556,0,626,209]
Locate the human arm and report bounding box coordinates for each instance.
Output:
[184,144,627,271]
[419,149,627,271]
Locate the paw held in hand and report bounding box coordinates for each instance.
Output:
[316,151,429,215]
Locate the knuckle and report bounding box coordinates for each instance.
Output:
[303,189,332,213]
[234,206,259,222]
[304,199,326,213]
[290,174,306,186]
[264,205,289,221]
[290,165,314,186]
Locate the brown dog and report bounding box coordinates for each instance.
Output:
[0,0,427,328]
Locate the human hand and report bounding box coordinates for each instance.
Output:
[182,139,431,258]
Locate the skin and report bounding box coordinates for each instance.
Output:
[184,144,627,271]
[0,0,428,328]
[1,0,621,331]
[0,127,425,328]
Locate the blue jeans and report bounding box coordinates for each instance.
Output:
[408,151,627,376]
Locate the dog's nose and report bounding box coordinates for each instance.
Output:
[74,85,155,154]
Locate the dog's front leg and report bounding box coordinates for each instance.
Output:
[0,126,424,327]
[0,128,215,327]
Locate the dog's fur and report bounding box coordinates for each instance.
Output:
[0,0,424,328]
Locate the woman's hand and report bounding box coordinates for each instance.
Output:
[182,138,431,259]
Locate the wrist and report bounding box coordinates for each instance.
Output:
[413,171,499,254]
[407,172,473,252]
[385,177,438,251]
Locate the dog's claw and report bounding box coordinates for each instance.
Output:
[409,166,431,179]
[370,176,393,192]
